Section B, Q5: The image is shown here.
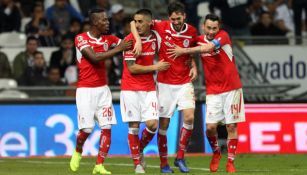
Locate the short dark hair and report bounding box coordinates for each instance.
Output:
[88,8,105,24]
[26,36,38,44]
[134,9,152,19]
[33,51,43,57]
[204,14,220,23]
[168,2,185,16]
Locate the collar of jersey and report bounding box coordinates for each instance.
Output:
[87,32,102,42]
[170,23,188,34]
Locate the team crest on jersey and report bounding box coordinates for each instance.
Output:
[183,39,189,47]
[103,43,108,51]
[77,36,83,41]
[152,42,156,50]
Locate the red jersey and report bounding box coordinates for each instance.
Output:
[197,30,242,94]
[121,32,160,91]
[75,32,120,87]
[152,20,197,84]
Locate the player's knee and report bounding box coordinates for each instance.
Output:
[100,124,112,129]
[159,118,170,130]
[183,122,193,130]
[82,128,94,133]
[146,120,158,131]
[206,124,217,133]
[226,124,237,133]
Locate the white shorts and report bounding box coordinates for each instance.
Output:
[206,88,245,124]
[76,86,117,129]
[157,82,195,118]
[120,91,158,122]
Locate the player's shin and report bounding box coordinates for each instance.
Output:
[96,127,111,165]
[128,127,141,166]
[176,123,193,159]
[76,129,91,153]
[158,129,168,167]
[140,127,157,152]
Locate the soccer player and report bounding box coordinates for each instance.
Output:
[121,9,171,174]
[69,8,132,175]
[131,2,197,173]
[167,14,246,173]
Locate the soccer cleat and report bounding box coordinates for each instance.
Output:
[135,164,145,174]
[70,150,82,172]
[210,152,222,172]
[160,164,174,173]
[174,159,189,173]
[226,161,236,173]
[139,153,146,169]
[92,164,111,174]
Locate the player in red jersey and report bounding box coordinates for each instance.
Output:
[120,9,170,174]
[168,14,246,173]
[69,8,132,175]
[131,2,197,173]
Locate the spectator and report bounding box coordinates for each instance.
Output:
[209,0,252,36]
[248,0,267,24]
[0,0,21,33]
[109,3,125,38]
[49,34,76,78]
[251,11,286,44]
[36,66,67,96]
[13,36,39,80]
[292,0,307,44]
[25,3,56,46]
[66,18,82,38]
[18,51,47,86]
[46,0,84,35]
[274,0,295,34]
[95,0,111,17]
[81,20,91,32]
[0,51,12,78]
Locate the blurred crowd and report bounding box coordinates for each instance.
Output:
[0,0,306,97]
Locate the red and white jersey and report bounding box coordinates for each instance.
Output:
[121,32,160,91]
[75,32,121,87]
[197,30,242,94]
[152,20,197,85]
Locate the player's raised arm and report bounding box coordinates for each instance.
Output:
[130,20,142,56]
[81,40,133,63]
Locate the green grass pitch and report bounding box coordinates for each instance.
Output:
[0,154,306,175]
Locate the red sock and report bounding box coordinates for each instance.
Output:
[96,129,111,165]
[176,127,192,159]
[158,130,168,167]
[128,133,140,166]
[140,128,155,152]
[227,139,238,162]
[207,134,221,154]
[75,130,90,153]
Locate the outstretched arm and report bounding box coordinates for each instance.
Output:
[126,59,170,74]
[82,40,133,63]
[130,21,142,56]
[167,42,216,58]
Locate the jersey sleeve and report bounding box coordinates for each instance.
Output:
[123,34,135,61]
[75,34,90,51]
[109,35,121,47]
[152,20,167,32]
[213,31,231,49]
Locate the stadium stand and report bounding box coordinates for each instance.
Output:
[0,32,27,48]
